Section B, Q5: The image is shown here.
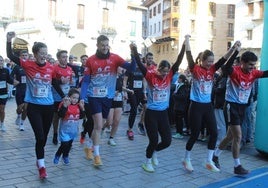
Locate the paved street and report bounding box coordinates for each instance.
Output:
[0,98,267,188]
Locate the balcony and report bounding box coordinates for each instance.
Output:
[162,27,179,38]
[163,6,179,19]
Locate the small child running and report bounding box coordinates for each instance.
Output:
[53,88,85,165]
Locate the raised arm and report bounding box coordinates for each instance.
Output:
[130,44,147,76]
[185,35,195,70]
[6,32,20,65]
[171,40,185,74]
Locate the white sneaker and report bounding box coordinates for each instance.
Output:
[15,117,21,125]
[182,159,194,172]
[1,124,6,132]
[19,124,25,131]
[142,161,155,173]
[152,153,159,166]
[205,161,220,172]
[108,138,116,146]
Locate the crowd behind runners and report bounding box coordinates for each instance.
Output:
[1,31,265,179]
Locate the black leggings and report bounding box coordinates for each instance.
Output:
[55,140,73,158]
[128,91,145,129]
[186,101,217,151]
[81,103,94,138]
[27,103,54,159]
[144,109,172,158]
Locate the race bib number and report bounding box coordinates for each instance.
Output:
[93,87,108,97]
[200,81,212,94]
[0,81,6,89]
[153,90,168,102]
[238,89,250,103]
[33,85,49,98]
[133,80,142,88]
[60,84,70,95]
[21,76,26,84]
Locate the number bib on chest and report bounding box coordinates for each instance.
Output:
[200,81,212,94]
[133,80,142,88]
[21,76,26,84]
[34,85,49,97]
[238,89,250,103]
[93,87,108,97]
[153,90,168,102]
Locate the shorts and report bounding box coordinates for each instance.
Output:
[0,98,8,105]
[111,101,123,109]
[88,97,113,119]
[15,88,26,106]
[225,101,247,126]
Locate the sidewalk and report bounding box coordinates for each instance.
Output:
[0,98,267,188]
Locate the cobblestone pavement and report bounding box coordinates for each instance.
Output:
[0,98,267,188]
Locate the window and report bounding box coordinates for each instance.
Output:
[150,25,152,35]
[209,2,216,17]
[247,30,253,40]
[48,0,56,21]
[154,23,156,34]
[130,21,136,36]
[166,44,169,52]
[208,21,214,35]
[227,23,234,37]
[248,3,253,16]
[174,0,179,6]
[162,45,165,53]
[77,4,85,29]
[158,21,161,32]
[227,41,232,50]
[227,4,235,19]
[191,20,195,34]
[158,3,161,14]
[153,6,156,16]
[190,0,196,14]
[149,9,152,18]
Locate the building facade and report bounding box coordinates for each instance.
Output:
[142,0,237,69]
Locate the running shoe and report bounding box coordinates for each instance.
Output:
[0,124,6,132]
[172,133,184,139]
[108,138,116,146]
[234,165,249,175]
[38,167,48,179]
[205,161,220,172]
[84,147,93,160]
[127,130,134,140]
[182,159,194,172]
[137,123,146,135]
[93,155,103,166]
[142,162,155,173]
[62,157,70,165]
[53,155,60,165]
[212,155,220,169]
[19,124,25,131]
